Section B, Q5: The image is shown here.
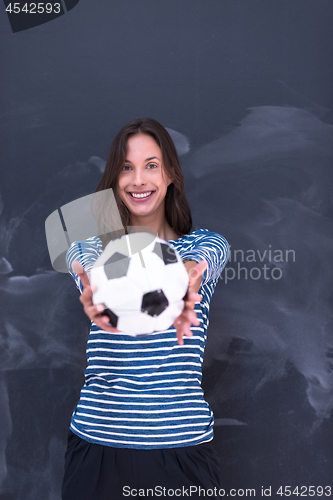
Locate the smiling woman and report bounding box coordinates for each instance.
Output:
[95,118,193,242]
[61,118,230,500]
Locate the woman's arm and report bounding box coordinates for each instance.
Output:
[184,260,205,294]
[172,259,208,346]
[72,260,121,333]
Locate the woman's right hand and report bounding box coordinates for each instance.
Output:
[72,260,120,333]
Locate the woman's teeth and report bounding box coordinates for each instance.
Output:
[130,191,152,198]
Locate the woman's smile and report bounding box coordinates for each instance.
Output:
[127,190,155,201]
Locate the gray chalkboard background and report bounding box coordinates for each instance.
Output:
[0,1,333,499]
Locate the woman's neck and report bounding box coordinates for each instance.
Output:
[129,216,179,241]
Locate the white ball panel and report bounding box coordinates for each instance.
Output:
[90,265,109,305]
[161,263,189,302]
[126,253,151,294]
[154,300,185,332]
[117,311,155,336]
[140,252,166,290]
[103,276,143,311]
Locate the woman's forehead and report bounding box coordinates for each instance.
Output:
[125,134,162,160]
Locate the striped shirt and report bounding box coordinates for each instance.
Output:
[66,229,229,449]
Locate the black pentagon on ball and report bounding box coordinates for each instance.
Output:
[141,289,169,317]
[153,242,177,265]
[101,307,118,328]
[104,252,130,279]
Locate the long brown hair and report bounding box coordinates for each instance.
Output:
[95,118,192,237]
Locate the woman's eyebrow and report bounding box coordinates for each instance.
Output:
[124,156,160,163]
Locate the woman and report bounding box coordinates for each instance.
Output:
[62,118,229,499]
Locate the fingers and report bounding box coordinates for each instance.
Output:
[185,291,202,306]
[91,303,120,332]
[176,319,192,345]
[174,294,202,345]
[79,280,94,311]
[72,260,91,289]
[182,292,202,320]
[86,301,121,333]
[74,260,120,333]
[93,313,121,333]
[83,299,120,333]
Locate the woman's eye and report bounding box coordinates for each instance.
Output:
[147,163,158,169]
[122,165,131,171]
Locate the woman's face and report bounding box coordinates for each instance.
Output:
[117,133,173,223]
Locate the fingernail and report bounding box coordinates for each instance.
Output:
[96,305,104,312]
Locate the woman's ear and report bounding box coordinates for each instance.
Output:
[167,166,176,185]
[163,166,175,187]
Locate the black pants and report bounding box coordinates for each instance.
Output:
[62,430,221,500]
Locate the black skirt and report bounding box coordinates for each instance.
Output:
[62,430,221,500]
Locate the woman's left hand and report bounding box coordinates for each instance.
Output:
[173,260,208,345]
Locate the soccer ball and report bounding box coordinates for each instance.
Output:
[90,232,189,335]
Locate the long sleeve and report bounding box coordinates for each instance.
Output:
[179,229,230,286]
[66,236,103,293]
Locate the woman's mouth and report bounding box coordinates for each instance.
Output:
[127,191,155,201]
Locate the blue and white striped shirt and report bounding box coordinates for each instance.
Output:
[66,229,229,449]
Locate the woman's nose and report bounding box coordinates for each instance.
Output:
[133,168,147,185]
